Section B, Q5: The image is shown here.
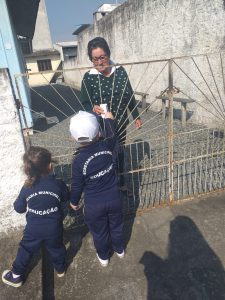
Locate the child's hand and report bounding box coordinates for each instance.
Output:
[93,105,104,115]
[70,203,80,211]
[105,112,114,119]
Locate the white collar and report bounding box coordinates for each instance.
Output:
[89,60,120,75]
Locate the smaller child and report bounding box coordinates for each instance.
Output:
[69,111,125,267]
[2,146,69,287]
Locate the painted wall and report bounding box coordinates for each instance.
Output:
[0,68,25,233]
[26,54,61,86]
[0,0,33,128]
[65,0,225,127]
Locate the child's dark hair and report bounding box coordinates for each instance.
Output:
[87,37,111,61]
[23,146,56,187]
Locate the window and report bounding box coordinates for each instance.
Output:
[19,38,33,55]
[37,59,52,71]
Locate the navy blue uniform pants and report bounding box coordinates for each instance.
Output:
[84,197,124,260]
[12,231,66,275]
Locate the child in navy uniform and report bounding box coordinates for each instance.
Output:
[69,111,124,267]
[2,146,69,287]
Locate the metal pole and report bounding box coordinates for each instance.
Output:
[15,76,31,148]
[168,60,174,202]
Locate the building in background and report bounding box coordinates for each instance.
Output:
[73,24,91,36]
[32,0,52,51]
[54,41,78,82]
[24,48,61,86]
[20,0,61,87]
[93,3,121,22]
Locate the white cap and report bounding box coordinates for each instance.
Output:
[70,111,99,142]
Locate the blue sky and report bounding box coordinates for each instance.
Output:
[45,0,126,42]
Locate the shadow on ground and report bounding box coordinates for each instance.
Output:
[140,215,225,300]
[41,223,88,300]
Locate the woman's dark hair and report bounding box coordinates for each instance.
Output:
[87,37,111,60]
[23,146,56,187]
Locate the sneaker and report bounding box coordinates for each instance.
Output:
[96,254,109,267]
[2,270,23,287]
[56,271,65,278]
[115,250,125,259]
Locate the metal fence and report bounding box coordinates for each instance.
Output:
[15,51,225,226]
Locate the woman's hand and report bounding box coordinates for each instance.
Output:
[93,105,104,115]
[135,118,142,129]
[105,112,114,119]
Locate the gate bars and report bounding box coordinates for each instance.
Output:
[14,52,225,218]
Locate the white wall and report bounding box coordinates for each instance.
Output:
[0,68,25,233]
[76,0,225,64]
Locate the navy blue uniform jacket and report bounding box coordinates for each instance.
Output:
[70,118,119,205]
[14,175,69,238]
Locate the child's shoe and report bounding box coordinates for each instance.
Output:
[96,254,109,267]
[115,250,125,259]
[56,271,65,278]
[2,270,23,287]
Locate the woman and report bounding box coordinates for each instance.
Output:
[80,37,142,192]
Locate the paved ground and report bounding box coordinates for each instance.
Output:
[1,191,225,300]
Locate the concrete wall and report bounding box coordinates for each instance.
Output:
[0,68,26,233]
[75,0,225,64]
[65,0,225,127]
[32,0,52,51]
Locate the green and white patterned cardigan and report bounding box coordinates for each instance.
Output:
[80,65,140,129]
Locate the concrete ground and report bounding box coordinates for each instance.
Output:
[1,191,225,299]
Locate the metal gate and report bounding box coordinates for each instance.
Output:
[15,51,225,226]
